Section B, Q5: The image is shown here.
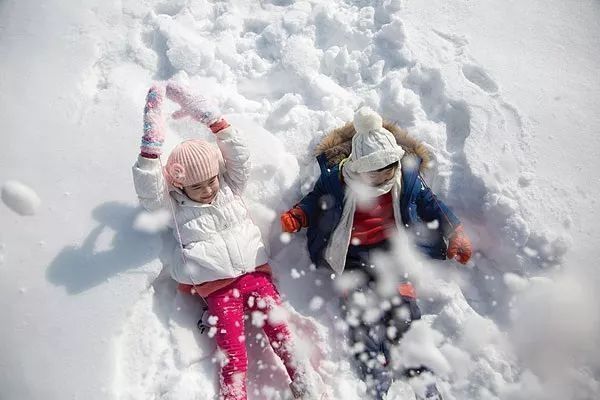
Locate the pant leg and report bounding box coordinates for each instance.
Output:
[340,244,390,398]
[343,243,427,399]
[342,286,393,399]
[383,286,433,384]
[385,283,422,344]
[206,285,248,400]
[245,272,299,381]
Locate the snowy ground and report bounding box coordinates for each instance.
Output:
[1,1,599,399]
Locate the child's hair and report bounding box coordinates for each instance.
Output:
[374,161,399,172]
[164,139,222,189]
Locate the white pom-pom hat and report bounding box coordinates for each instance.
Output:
[346,107,405,173]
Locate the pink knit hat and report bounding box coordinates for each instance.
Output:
[164,139,222,189]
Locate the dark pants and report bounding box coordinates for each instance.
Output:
[341,240,424,399]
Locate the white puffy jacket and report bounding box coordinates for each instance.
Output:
[132,126,268,285]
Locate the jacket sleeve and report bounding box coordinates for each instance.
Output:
[296,174,327,227]
[214,125,251,194]
[132,155,170,212]
[415,176,461,238]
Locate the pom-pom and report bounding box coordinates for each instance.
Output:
[353,106,383,133]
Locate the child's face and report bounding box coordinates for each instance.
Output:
[184,175,220,204]
[360,165,398,187]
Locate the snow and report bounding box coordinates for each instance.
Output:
[503,272,529,294]
[132,209,171,234]
[1,0,599,399]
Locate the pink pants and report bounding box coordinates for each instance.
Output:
[205,271,298,400]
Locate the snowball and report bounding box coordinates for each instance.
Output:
[426,219,440,230]
[1,180,41,216]
[256,298,267,309]
[333,270,368,293]
[309,296,324,311]
[387,326,398,340]
[280,232,292,244]
[251,311,267,328]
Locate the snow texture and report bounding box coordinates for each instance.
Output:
[1,0,599,399]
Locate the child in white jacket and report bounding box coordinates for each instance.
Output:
[132,83,312,400]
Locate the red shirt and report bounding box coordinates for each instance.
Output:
[351,192,396,246]
[177,264,272,298]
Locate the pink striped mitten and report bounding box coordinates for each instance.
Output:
[140,85,166,157]
[165,82,221,126]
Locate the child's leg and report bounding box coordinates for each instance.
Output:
[341,288,393,399]
[206,287,248,400]
[247,273,299,381]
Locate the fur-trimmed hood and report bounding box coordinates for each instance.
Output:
[314,121,431,171]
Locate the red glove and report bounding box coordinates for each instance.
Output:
[397,282,416,299]
[280,207,308,233]
[447,225,472,264]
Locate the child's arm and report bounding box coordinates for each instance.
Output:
[280,174,326,233]
[131,85,170,212]
[211,122,250,194]
[415,176,472,263]
[415,176,460,237]
[165,82,250,194]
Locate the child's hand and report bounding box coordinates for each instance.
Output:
[280,207,308,233]
[166,81,221,126]
[447,225,473,264]
[140,85,166,157]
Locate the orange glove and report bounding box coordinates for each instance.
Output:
[447,225,472,264]
[397,282,416,299]
[280,207,308,233]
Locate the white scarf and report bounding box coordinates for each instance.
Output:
[324,165,403,274]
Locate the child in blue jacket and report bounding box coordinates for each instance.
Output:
[281,107,472,399]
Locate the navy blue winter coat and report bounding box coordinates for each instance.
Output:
[297,132,461,268]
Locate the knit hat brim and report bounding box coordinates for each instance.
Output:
[346,148,404,173]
